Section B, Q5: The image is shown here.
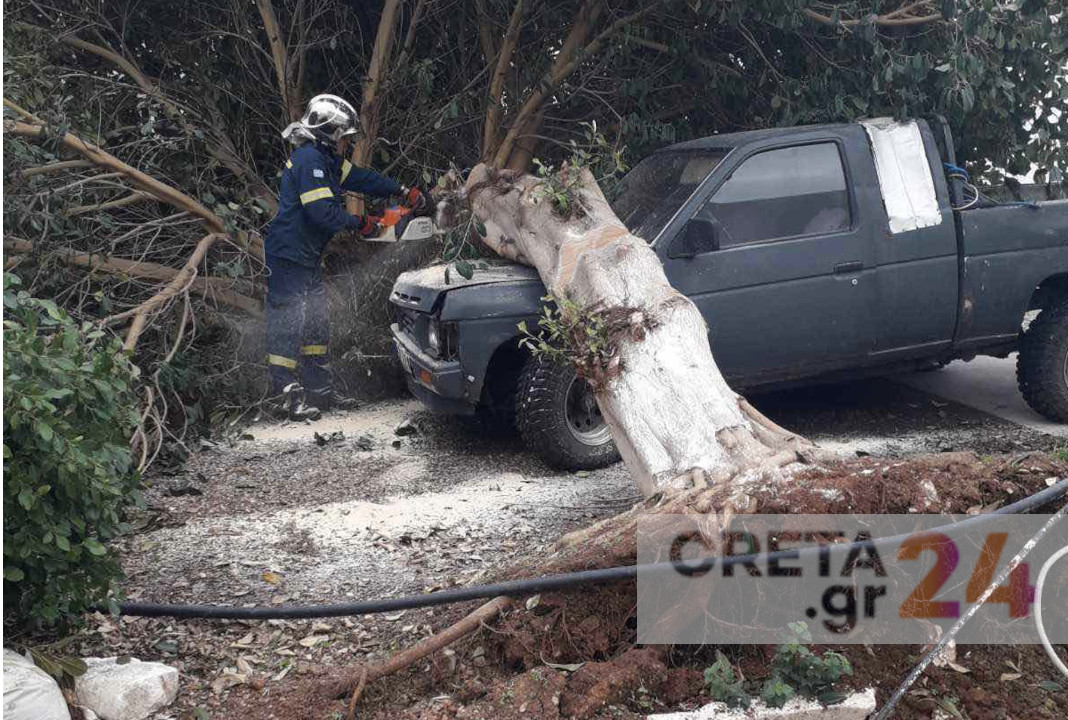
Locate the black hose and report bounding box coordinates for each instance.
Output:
[114,477,1068,620]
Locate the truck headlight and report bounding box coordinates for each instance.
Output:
[427,320,441,354]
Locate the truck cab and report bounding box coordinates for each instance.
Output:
[391,119,1068,469]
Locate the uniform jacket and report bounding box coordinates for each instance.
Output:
[265,142,402,267]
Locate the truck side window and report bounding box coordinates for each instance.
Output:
[699,143,851,247]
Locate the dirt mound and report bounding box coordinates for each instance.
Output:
[175,451,1068,720]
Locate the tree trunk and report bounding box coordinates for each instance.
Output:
[463,164,815,497]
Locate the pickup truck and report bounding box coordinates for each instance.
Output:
[390,118,1068,470]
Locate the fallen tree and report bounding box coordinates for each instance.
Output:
[327,160,834,711]
[463,162,825,497]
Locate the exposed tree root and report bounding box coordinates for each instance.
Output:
[329,597,514,702]
[328,451,1068,715]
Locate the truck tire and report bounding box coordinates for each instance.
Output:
[515,355,620,470]
[1017,300,1068,422]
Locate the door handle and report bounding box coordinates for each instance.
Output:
[834,261,864,274]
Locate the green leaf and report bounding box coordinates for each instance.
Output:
[4,566,25,582]
[57,656,88,677]
[55,536,70,552]
[455,260,474,280]
[18,489,34,511]
[1038,680,1063,692]
[83,538,107,556]
[472,218,486,238]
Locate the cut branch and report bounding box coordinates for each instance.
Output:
[4,107,225,234]
[68,192,152,216]
[4,239,261,318]
[26,24,273,204]
[21,160,94,178]
[332,597,513,702]
[112,233,221,350]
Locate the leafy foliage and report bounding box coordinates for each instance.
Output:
[2,0,1064,452]
[3,273,143,625]
[704,650,750,709]
[531,122,629,219]
[702,623,854,710]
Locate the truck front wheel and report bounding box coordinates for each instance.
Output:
[515,356,621,470]
[1017,300,1068,422]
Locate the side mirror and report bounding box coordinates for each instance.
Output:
[669,217,720,259]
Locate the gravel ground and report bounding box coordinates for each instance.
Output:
[66,379,1064,719]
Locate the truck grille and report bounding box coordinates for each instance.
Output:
[396,307,417,337]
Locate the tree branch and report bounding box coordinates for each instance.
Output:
[802,6,942,28]
[255,0,302,123]
[493,2,661,168]
[482,0,526,159]
[347,0,404,214]
[67,191,151,216]
[115,233,221,350]
[472,0,499,64]
[352,0,403,167]
[4,106,225,233]
[21,160,94,178]
[23,23,273,205]
[3,239,261,318]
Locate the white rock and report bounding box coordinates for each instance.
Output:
[73,657,178,720]
[3,649,72,720]
[648,687,876,720]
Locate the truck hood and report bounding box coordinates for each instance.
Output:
[391,262,542,312]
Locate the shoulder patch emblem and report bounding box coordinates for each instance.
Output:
[313,168,325,178]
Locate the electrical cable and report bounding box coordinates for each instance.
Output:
[111,478,1068,621]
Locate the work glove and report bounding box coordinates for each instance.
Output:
[356,214,381,238]
[402,185,427,211]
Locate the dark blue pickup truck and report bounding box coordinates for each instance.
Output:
[390,118,1068,469]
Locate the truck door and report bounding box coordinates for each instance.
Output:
[661,140,876,385]
[864,121,958,360]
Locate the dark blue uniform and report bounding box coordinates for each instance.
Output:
[264,141,402,402]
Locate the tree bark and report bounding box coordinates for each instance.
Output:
[481,0,526,159]
[462,164,815,496]
[347,0,404,215]
[255,0,303,123]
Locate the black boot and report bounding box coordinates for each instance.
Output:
[270,383,322,421]
[307,389,357,413]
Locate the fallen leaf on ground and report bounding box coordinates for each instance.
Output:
[211,672,247,694]
[262,571,283,585]
[299,634,328,647]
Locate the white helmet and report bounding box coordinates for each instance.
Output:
[282,94,360,145]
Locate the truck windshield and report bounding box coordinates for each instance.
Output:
[612,149,728,242]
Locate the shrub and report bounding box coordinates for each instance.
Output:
[3,273,143,625]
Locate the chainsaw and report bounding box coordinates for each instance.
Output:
[362,204,440,243]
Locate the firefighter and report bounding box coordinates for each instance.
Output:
[265,94,425,418]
